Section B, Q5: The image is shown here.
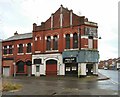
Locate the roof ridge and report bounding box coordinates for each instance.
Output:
[3,32,32,42]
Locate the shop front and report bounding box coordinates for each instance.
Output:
[63,57,78,77]
[62,50,99,77]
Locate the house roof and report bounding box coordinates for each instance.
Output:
[3,32,32,42]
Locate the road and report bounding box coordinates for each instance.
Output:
[98,69,119,84]
[98,69,119,92]
[2,74,119,95]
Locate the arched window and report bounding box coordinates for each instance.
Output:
[73,33,78,49]
[46,36,51,50]
[65,34,70,49]
[3,46,7,55]
[18,44,23,53]
[27,43,31,53]
[9,45,13,54]
[53,35,58,50]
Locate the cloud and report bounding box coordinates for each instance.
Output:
[0,0,118,60]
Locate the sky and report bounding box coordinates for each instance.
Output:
[0,0,118,60]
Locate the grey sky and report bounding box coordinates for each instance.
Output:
[0,0,118,60]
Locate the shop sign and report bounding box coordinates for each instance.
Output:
[63,57,76,63]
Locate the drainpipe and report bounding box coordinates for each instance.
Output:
[51,13,54,30]
[78,27,81,49]
[13,62,16,77]
[60,5,63,28]
[70,10,73,28]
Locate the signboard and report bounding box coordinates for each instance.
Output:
[63,57,76,63]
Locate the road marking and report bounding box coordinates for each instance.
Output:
[110,79,118,85]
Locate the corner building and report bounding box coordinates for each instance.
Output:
[2,5,99,77]
[32,5,99,77]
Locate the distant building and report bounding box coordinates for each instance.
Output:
[2,5,99,77]
[98,61,105,69]
[116,57,120,70]
[0,39,2,76]
[98,58,119,70]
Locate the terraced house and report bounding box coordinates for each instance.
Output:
[2,5,99,77]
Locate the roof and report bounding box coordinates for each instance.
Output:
[33,5,88,31]
[3,33,32,42]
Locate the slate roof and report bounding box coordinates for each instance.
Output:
[3,32,32,42]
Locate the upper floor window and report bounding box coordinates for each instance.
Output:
[65,34,70,49]
[88,36,93,49]
[18,44,23,53]
[9,45,13,54]
[53,35,58,50]
[73,33,78,49]
[85,27,90,35]
[46,36,51,50]
[85,27,97,37]
[3,46,7,55]
[27,43,31,53]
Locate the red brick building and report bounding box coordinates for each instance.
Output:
[2,32,33,76]
[2,5,99,77]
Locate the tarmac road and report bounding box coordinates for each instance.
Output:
[1,74,118,96]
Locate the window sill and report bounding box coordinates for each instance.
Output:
[26,53,32,55]
[72,48,79,50]
[46,50,58,52]
[3,54,8,56]
[35,51,41,53]
[17,53,24,55]
[8,54,13,55]
[3,54,13,56]
[64,48,79,51]
[81,48,98,50]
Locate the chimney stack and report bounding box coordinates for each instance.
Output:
[14,31,18,35]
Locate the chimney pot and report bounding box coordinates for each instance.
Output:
[14,31,18,35]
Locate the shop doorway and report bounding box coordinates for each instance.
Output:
[86,64,93,75]
[65,63,78,77]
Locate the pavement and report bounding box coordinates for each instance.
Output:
[97,72,110,80]
[1,72,118,96]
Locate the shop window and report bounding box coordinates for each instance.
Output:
[46,36,51,50]
[66,67,70,71]
[53,35,58,50]
[18,44,23,53]
[65,34,70,49]
[73,33,78,49]
[72,66,77,71]
[34,59,41,64]
[27,43,31,53]
[9,45,12,54]
[3,46,7,55]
